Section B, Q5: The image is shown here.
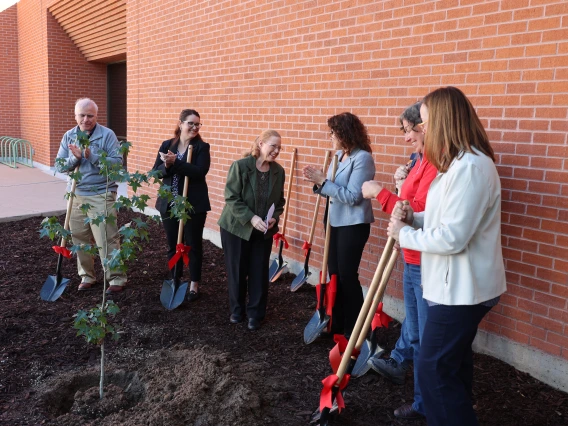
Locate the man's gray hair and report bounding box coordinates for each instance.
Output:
[75,98,98,113]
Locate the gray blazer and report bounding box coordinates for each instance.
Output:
[315,148,375,227]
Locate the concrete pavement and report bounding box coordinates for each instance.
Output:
[0,163,68,222]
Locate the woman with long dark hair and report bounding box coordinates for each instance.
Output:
[388,87,506,426]
[153,109,211,301]
[302,112,376,338]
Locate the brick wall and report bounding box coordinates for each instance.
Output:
[46,9,107,164]
[16,0,107,166]
[126,0,568,361]
[0,4,20,138]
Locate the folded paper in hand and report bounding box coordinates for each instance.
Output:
[265,203,275,234]
[159,152,167,162]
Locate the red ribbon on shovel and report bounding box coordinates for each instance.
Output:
[371,302,392,330]
[273,233,289,249]
[329,334,360,374]
[168,244,191,270]
[302,240,311,256]
[52,245,72,259]
[320,373,350,413]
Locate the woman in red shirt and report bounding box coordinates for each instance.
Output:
[361,101,437,420]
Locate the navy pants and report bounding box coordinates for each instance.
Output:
[418,303,492,426]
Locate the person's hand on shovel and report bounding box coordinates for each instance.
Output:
[388,201,414,242]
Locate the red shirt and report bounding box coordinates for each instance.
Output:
[376,156,438,265]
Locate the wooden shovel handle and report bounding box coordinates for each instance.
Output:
[278,147,297,236]
[320,154,339,283]
[355,246,399,350]
[177,145,193,245]
[307,151,331,245]
[60,168,78,248]
[335,237,396,380]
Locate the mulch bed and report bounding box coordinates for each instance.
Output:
[0,210,567,425]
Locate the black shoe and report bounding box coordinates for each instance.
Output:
[229,314,243,324]
[187,290,200,302]
[247,318,261,331]
[394,403,424,419]
[367,356,407,385]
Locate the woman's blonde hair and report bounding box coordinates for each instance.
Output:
[245,129,281,158]
[423,86,495,173]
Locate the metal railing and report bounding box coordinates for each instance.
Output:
[0,137,34,168]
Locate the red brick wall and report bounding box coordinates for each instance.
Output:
[0,5,20,138]
[46,9,107,164]
[128,0,565,360]
[16,0,107,166]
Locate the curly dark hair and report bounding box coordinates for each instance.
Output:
[327,112,372,154]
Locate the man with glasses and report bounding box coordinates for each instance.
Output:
[55,98,127,294]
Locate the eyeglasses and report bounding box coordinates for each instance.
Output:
[266,143,281,152]
[183,121,202,129]
[329,130,336,137]
[400,124,420,134]
[418,120,428,128]
[76,114,95,119]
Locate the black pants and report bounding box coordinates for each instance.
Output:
[220,228,272,320]
[327,223,370,336]
[162,212,207,282]
[418,303,492,426]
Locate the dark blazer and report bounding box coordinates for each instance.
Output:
[217,154,286,241]
[153,137,211,214]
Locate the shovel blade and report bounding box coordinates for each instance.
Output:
[309,397,340,424]
[291,269,311,292]
[303,310,330,344]
[269,260,288,282]
[160,279,188,310]
[351,338,385,378]
[40,275,70,302]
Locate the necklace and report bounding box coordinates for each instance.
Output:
[258,170,269,181]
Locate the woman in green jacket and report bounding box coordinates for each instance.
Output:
[218,130,286,331]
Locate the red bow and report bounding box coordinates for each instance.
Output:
[329,334,360,374]
[301,240,311,256]
[319,374,350,413]
[52,245,72,259]
[168,244,191,270]
[371,302,392,330]
[273,233,289,249]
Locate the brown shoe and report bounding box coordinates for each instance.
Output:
[105,285,124,294]
[78,281,95,291]
[394,403,423,419]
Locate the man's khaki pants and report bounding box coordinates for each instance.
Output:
[70,192,127,287]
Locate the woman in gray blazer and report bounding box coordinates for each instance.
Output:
[303,112,375,337]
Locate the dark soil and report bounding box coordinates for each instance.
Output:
[0,210,567,425]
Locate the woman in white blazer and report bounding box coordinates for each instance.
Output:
[303,112,375,338]
[388,87,506,426]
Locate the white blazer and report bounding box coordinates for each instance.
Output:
[399,148,507,305]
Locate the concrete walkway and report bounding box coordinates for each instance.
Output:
[0,164,68,222]
[0,163,128,222]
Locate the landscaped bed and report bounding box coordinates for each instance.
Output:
[0,210,566,425]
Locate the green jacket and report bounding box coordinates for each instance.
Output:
[218,154,286,241]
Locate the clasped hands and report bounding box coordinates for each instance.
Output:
[251,215,276,233]
[69,144,90,160]
[302,165,326,185]
[160,150,177,168]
